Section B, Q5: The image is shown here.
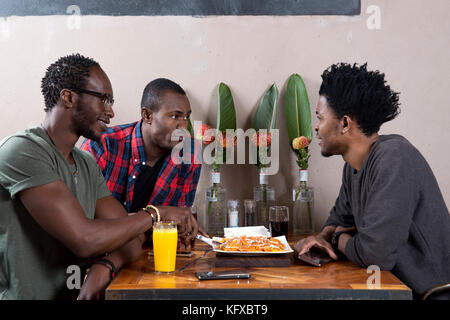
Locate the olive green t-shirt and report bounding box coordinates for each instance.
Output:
[0,127,111,300]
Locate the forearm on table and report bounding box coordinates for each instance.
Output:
[80,211,152,258]
[317,225,337,242]
[103,237,143,271]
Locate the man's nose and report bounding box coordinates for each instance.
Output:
[105,105,115,119]
[177,118,188,130]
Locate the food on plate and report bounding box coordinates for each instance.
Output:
[216,235,286,252]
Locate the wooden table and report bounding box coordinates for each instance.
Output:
[106,239,412,300]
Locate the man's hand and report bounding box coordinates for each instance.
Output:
[294,235,339,261]
[158,206,208,249]
[77,264,111,300]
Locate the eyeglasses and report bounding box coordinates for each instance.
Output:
[70,88,114,107]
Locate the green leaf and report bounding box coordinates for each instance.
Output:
[187,118,194,136]
[214,82,237,166]
[284,74,313,145]
[252,83,279,130]
[217,83,237,131]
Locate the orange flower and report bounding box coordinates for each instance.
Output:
[195,123,215,145]
[251,132,272,147]
[292,136,310,150]
[218,132,237,148]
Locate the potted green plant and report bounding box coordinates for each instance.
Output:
[204,83,237,236]
[251,83,278,229]
[284,74,314,235]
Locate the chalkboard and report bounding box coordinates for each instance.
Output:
[0,0,360,17]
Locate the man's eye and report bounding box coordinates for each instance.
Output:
[184,116,190,120]
[170,115,177,119]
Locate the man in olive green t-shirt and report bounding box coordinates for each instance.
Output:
[0,127,111,299]
[0,54,200,300]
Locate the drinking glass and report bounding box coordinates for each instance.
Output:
[153,221,178,273]
[269,206,289,238]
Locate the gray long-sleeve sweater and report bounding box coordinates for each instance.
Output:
[323,134,450,299]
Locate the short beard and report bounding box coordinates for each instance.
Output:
[72,106,101,142]
[78,125,100,142]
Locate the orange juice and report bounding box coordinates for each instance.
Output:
[153,222,178,273]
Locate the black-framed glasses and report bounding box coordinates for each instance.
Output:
[70,88,114,107]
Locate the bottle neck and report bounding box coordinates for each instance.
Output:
[212,171,220,184]
[299,170,308,183]
[259,173,269,185]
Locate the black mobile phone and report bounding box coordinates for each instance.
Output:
[298,247,333,267]
[195,271,251,280]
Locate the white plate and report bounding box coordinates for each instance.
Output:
[212,235,294,256]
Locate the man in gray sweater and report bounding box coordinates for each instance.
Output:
[294,63,450,299]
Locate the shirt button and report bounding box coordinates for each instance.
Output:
[132,175,136,179]
[123,202,126,205]
[134,159,138,162]
[142,162,146,165]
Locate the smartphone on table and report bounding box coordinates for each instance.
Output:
[195,270,251,280]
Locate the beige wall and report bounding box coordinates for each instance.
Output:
[1,0,449,229]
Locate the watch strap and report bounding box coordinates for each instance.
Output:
[331,231,346,252]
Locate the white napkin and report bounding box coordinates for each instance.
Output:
[223,226,271,238]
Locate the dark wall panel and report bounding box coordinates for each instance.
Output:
[0,0,361,17]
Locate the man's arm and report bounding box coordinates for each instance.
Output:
[19,180,199,258]
[77,196,145,300]
[19,181,153,258]
[294,165,354,260]
[343,149,416,270]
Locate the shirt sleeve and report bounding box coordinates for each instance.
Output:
[177,137,202,207]
[344,146,417,270]
[92,159,112,201]
[0,135,60,199]
[181,164,202,207]
[322,164,356,230]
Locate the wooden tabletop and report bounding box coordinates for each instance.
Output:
[106,238,412,300]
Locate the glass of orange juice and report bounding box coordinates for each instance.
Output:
[153,221,178,273]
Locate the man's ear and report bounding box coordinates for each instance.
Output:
[141,107,153,124]
[341,115,353,134]
[60,89,74,109]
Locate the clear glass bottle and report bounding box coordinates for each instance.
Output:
[253,172,275,229]
[205,170,227,236]
[244,199,256,226]
[293,170,314,235]
[227,200,240,228]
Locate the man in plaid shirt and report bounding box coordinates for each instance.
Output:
[81,78,201,214]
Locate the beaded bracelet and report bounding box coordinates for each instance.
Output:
[145,205,160,222]
[142,206,156,223]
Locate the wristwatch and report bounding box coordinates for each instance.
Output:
[331,231,346,252]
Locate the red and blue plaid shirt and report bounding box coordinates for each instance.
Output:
[80,121,201,212]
